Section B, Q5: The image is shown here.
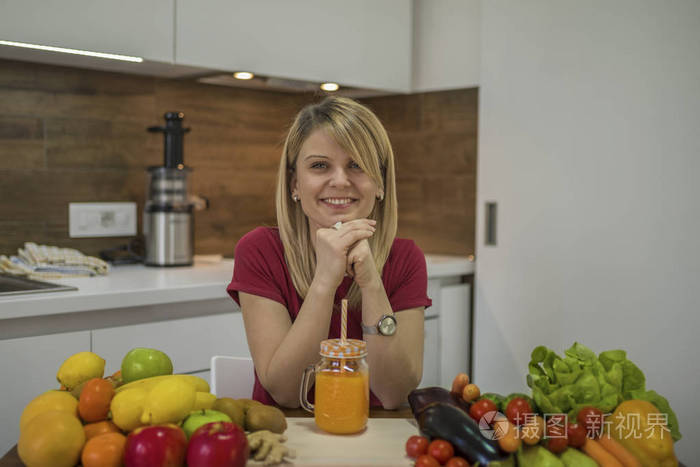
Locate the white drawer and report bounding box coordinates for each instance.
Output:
[92,312,250,376]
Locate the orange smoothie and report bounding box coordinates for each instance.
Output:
[314,369,369,434]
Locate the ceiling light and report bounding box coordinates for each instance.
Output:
[233,71,254,80]
[320,82,339,92]
[0,39,143,62]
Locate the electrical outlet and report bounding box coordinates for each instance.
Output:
[69,202,137,238]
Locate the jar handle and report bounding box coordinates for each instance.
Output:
[299,364,315,413]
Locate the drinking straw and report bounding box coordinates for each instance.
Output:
[341,299,348,342]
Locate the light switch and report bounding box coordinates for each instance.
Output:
[69,202,137,238]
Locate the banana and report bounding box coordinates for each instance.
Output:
[115,374,209,394]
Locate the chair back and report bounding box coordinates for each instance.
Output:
[210,355,255,399]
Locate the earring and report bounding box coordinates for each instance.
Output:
[377,191,384,201]
[292,194,299,202]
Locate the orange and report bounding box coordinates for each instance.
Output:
[81,432,127,467]
[20,390,78,433]
[18,410,85,467]
[79,378,115,422]
[84,420,122,440]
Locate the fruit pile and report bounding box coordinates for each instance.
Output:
[405,342,681,467]
[17,348,294,467]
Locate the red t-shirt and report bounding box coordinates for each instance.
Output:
[227,226,432,407]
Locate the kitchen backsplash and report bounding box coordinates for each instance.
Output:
[0,59,476,258]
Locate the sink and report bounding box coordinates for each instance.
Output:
[0,274,78,296]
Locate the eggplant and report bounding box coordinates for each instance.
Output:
[408,386,470,418]
[417,402,508,465]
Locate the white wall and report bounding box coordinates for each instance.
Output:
[475,0,700,461]
[412,0,480,91]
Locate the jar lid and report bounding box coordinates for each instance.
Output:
[320,338,367,358]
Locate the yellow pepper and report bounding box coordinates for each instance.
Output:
[608,400,677,467]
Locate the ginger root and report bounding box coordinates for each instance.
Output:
[247,430,296,465]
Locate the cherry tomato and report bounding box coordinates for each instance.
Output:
[450,373,469,395]
[445,457,469,467]
[566,423,587,447]
[520,415,544,445]
[495,419,521,453]
[405,435,430,459]
[428,439,454,465]
[504,397,532,427]
[461,384,480,403]
[545,435,568,454]
[576,406,604,438]
[415,454,441,467]
[468,398,498,422]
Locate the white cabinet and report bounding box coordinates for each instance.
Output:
[175,0,413,93]
[0,330,91,454]
[0,0,174,63]
[420,278,471,388]
[92,312,250,378]
[412,0,480,91]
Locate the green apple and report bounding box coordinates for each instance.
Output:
[121,347,173,383]
[181,409,232,439]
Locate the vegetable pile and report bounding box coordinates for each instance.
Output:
[405,342,681,467]
[527,342,680,442]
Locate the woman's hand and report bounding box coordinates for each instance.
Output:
[346,238,380,288]
[313,219,376,290]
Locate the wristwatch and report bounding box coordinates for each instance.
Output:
[361,314,397,336]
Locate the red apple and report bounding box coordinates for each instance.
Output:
[124,424,187,467]
[186,421,249,467]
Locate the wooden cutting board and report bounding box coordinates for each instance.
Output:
[250,417,420,466]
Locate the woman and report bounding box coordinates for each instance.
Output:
[227,96,431,409]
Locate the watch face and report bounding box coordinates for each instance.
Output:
[378,315,397,336]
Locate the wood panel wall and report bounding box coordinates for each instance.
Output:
[0,59,476,259]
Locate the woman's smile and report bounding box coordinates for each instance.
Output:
[320,197,357,209]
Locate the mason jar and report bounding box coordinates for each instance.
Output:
[300,338,369,434]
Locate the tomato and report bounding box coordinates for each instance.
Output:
[450,373,469,395]
[428,439,454,465]
[81,432,127,467]
[544,418,568,454]
[567,423,587,447]
[461,384,480,403]
[405,435,429,459]
[445,457,469,467]
[468,398,497,422]
[495,419,521,453]
[78,378,115,423]
[521,415,544,445]
[415,454,441,467]
[576,406,604,438]
[545,435,568,454]
[505,397,532,427]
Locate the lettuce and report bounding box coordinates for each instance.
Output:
[526,342,681,441]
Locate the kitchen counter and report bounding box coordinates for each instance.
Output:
[0,408,417,467]
[0,255,473,322]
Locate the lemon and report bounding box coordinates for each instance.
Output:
[110,387,148,432]
[20,390,78,433]
[18,410,85,467]
[56,351,105,390]
[140,378,196,425]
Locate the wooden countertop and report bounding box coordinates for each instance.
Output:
[0,407,417,467]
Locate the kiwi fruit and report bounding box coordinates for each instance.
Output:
[211,398,246,428]
[245,405,287,434]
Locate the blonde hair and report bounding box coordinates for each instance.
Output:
[275,97,398,309]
